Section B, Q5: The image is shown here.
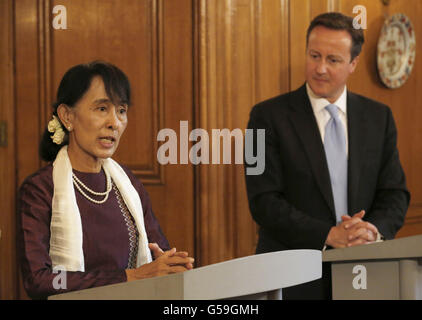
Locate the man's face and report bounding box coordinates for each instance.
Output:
[305,26,359,103]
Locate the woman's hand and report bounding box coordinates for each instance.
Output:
[149,243,194,270]
[125,244,194,282]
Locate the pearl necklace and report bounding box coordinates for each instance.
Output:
[72,169,112,204]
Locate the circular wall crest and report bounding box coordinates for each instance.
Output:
[377,13,416,89]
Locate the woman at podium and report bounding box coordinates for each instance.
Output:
[17,61,194,299]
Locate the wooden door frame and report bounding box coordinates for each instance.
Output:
[0,0,18,300]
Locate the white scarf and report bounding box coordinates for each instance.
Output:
[49,146,152,272]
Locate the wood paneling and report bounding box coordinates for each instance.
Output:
[195,0,291,266]
[289,0,340,89]
[255,0,290,97]
[148,0,194,255]
[0,0,17,300]
[336,0,422,238]
[15,0,43,185]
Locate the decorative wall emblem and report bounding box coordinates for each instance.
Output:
[377,13,416,89]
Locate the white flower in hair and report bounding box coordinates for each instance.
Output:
[48,115,65,145]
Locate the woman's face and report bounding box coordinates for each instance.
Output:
[61,76,128,172]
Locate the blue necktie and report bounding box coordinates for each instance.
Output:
[324,104,348,223]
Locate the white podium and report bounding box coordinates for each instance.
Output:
[49,249,321,300]
[323,235,422,300]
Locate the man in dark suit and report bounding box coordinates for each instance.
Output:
[244,12,410,299]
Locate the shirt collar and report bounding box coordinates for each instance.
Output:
[306,82,347,116]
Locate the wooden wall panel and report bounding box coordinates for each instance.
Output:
[196,0,235,266]
[14,0,45,300]
[254,0,290,97]
[15,0,43,186]
[225,0,256,260]
[289,0,339,90]
[0,0,17,300]
[148,0,194,256]
[337,0,422,237]
[196,0,291,266]
[289,0,311,90]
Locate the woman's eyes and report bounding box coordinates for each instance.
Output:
[95,105,127,115]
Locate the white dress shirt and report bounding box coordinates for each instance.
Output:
[305,83,383,247]
[306,83,349,156]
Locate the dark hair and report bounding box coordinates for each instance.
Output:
[39,61,131,162]
[306,12,364,62]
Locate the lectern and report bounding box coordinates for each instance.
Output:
[323,235,422,300]
[49,249,321,300]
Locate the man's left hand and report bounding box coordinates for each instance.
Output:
[341,211,379,247]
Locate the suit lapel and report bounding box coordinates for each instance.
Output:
[347,92,368,215]
[287,85,336,219]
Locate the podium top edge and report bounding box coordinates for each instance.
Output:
[322,234,422,262]
[191,249,321,271]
